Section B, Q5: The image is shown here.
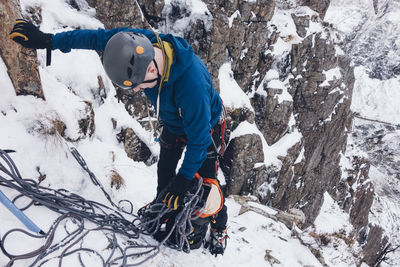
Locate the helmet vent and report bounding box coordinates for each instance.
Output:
[127,67,132,79]
[130,55,135,65]
[128,32,136,39]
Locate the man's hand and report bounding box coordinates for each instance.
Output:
[9,19,52,49]
[162,173,192,210]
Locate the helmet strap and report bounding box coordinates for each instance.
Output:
[152,59,162,85]
[147,31,169,141]
[138,59,162,85]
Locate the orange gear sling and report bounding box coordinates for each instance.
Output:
[194,173,224,218]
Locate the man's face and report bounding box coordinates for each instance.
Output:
[132,61,158,92]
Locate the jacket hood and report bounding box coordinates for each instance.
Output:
[147,32,194,84]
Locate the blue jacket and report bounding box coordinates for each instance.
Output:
[52,28,223,181]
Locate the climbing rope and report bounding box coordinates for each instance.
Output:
[0,148,206,266]
[353,113,400,128]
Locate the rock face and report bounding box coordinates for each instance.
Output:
[251,90,293,145]
[222,133,266,196]
[77,101,96,139]
[90,0,353,222]
[336,155,388,265]
[185,0,276,92]
[360,225,389,266]
[282,32,354,224]
[116,127,153,164]
[0,0,44,98]
[158,0,354,229]
[1,0,388,264]
[346,118,400,265]
[298,0,330,18]
[341,0,400,80]
[81,0,158,160]
[85,0,150,29]
[116,89,155,131]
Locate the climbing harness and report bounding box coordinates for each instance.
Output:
[211,103,227,160]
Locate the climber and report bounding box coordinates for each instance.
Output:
[9,19,228,255]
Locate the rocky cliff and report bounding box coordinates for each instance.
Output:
[0,0,388,265]
[0,0,43,98]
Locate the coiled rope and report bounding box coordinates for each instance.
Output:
[0,148,205,266]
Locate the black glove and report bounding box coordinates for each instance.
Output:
[9,19,52,49]
[162,173,192,210]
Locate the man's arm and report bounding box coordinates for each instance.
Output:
[160,63,214,210]
[175,61,214,181]
[9,19,154,53]
[52,28,153,53]
[9,20,155,65]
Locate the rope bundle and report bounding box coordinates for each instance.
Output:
[0,148,205,266]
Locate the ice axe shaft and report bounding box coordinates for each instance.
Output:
[0,189,44,235]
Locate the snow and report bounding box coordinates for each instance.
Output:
[162,0,212,35]
[268,9,301,56]
[229,121,259,140]
[21,0,102,31]
[294,147,305,164]
[265,69,280,81]
[218,62,253,110]
[40,49,109,104]
[0,57,16,106]
[263,126,302,167]
[176,0,208,14]
[307,20,324,37]
[368,165,400,246]
[2,0,399,266]
[270,9,298,39]
[320,67,342,87]
[325,0,375,34]
[267,80,293,104]
[314,192,352,235]
[306,192,361,266]
[351,66,400,124]
[253,69,280,98]
[0,1,327,266]
[222,198,323,267]
[327,0,400,264]
[229,119,302,168]
[228,10,241,28]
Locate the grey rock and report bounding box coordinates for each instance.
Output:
[298,0,330,19]
[78,101,95,138]
[116,127,153,164]
[251,89,293,146]
[225,106,255,134]
[86,0,150,29]
[65,101,96,142]
[137,0,165,27]
[0,0,44,98]
[273,31,354,225]
[222,133,265,196]
[291,14,310,38]
[358,224,389,266]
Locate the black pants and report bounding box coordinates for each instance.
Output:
[157,125,228,231]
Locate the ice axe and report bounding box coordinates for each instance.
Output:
[0,189,44,235]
